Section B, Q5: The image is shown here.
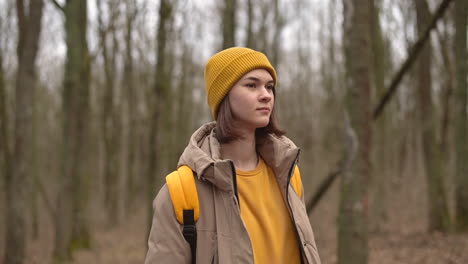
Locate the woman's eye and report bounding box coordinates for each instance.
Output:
[266,84,275,90]
[246,83,256,88]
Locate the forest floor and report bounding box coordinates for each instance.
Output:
[22,206,468,264]
[319,231,468,264]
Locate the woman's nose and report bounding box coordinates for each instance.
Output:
[259,87,272,102]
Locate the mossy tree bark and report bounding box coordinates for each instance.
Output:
[4,0,44,263]
[53,0,92,262]
[338,0,372,263]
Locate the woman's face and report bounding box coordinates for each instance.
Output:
[228,69,275,132]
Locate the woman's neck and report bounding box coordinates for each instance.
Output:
[220,132,258,171]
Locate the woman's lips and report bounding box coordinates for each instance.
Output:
[256,107,270,113]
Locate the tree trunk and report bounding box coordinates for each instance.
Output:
[175,44,193,154]
[161,30,176,175]
[338,0,372,263]
[436,20,454,152]
[256,6,269,54]
[245,0,255,49]
[454,0,468,232]
[0,13,13,262]
[369,0,390,232]
[32,81,39,239]
[0,12,10,207]
[415,0,450,232]
[4,1,44,263]
[98,0,122,226]
[146,0,173,238]
[222,0,236,49]
[0,22,7,190]
[270,0,283,67]
[54,0,91,262]
[124,0,138,213]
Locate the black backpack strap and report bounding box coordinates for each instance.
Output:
[183,209,197,264]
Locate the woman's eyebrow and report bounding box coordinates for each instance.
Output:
[242,76,274,83]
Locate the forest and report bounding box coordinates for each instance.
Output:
[0,0,467,263]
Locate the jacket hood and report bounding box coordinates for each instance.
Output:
[178,122,300,193]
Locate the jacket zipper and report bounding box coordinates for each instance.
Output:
[229,161,240,208]
[286,150,306,264]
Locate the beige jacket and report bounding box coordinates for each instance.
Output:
[145,122,321,264]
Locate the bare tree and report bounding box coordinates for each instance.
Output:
[338,0,372,263]
[97,0,123,226]
[0,3,14,259]
[0,1,11,214]
[270,0,284,67]
[146,0,173,235]
[245,0,255,49]
[415,0,450,232]
[123,0,139,213]
[222,0,237,48]
[369,0,394,232]
[454,0,468,232]
[172,8,195,162]
[242,0,285,66]
[435,17,454,153]
[51,0,92,261]
[4,1,44,263]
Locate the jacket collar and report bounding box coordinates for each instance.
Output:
[178,122,300,192]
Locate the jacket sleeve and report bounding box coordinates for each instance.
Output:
[144,184,191,264]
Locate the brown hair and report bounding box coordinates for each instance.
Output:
[214,94,285,144]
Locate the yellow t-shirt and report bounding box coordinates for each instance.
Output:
[236,158,301,264]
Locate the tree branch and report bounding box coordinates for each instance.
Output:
[373,0,454,120]
[49,0,65,13]
[306,169,342,213]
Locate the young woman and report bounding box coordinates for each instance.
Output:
[145,47,321,264]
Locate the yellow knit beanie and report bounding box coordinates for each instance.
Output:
[204,47,277,119]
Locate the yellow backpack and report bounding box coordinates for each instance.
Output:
[165,165,303,264]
